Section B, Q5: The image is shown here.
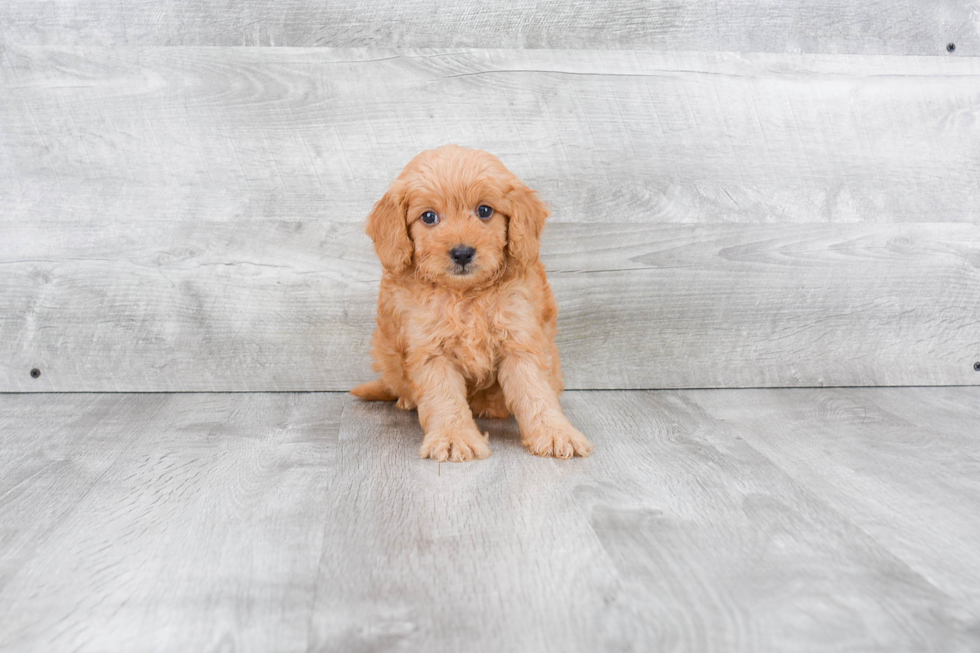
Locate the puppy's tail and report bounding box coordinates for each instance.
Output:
[350,379,398,402]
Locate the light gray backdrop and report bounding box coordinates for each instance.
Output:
[1,2,978,391]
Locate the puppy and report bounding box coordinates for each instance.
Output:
[351,145,593,462]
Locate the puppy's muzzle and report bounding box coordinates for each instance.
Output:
[450,245,476,271]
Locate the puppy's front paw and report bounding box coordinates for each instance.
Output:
[523,420,594,459]
[420,424,491,462]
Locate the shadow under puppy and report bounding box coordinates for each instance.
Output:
[352,145,593,462]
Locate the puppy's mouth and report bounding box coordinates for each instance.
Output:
[451,264,475,276]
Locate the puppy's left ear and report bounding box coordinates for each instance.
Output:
[506,184,550,266]
[365,183,412,274]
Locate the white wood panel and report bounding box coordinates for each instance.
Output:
[2,47,979,228]
[3,47,979,390]
[2,219,978,391]
[0,0,975,54]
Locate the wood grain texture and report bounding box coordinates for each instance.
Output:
[0,0,975,54]
[2,47,979,228]
[4,219,979,391]
[0,392,342,653]
[309,398,620,652]
[689,386,980,613]
[6,390,976,652]
[557,389,980,652]
[3,46,979,391]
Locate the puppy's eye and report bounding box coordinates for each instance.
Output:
[420,210,439,225]
[477,205,494,220]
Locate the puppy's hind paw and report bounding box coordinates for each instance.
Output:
[420,425,491,462]
[396,396,417,411]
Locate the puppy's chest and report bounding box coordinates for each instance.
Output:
[422,296,505,379]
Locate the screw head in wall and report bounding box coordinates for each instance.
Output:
[974,362,980,372]
[947,43,956,53]
[30,368,41,378]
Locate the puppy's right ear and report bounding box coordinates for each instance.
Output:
[365,185,412,274]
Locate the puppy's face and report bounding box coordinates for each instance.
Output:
[404,168,509,289]
[365,145,549,289]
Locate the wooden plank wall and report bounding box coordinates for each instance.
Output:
[0,1,975,53]
[1,5,978,391]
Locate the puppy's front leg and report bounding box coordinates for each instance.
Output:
[499,353,594,459]
[411,356,491,462]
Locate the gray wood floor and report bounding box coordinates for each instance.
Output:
[1,388,978,652]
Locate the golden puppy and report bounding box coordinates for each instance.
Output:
[351,145,593,462]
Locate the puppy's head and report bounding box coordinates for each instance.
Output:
[365,145,548,289]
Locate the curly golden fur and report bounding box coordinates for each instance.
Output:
[351,145,593,462]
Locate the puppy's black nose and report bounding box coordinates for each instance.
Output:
[450,245,476,267]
